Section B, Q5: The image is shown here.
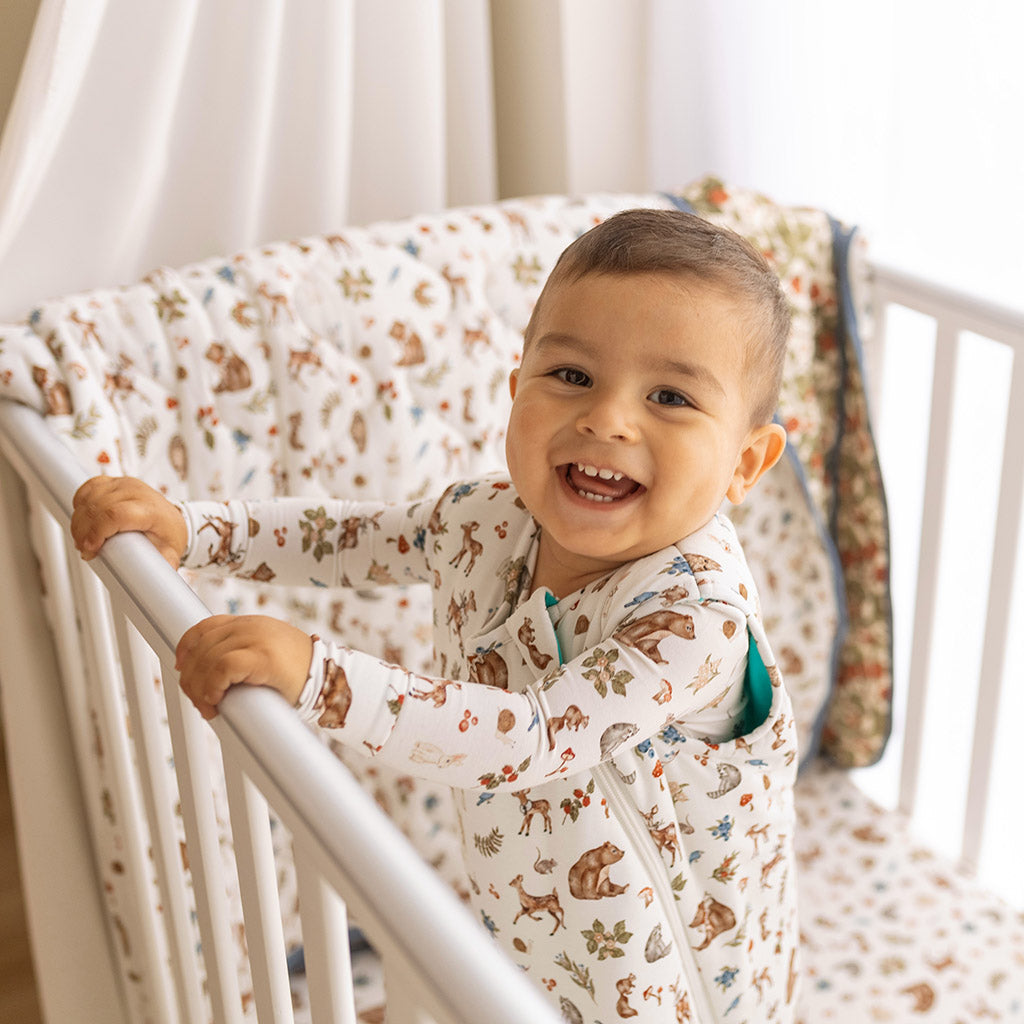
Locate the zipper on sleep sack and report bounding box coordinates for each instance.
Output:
[542,595,719,1018]
[592,762,719,1023]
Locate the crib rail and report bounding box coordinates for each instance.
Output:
[867,265,1024,885]
[0,396,559,1024]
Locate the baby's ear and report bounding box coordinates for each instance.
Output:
[726,423,787,504]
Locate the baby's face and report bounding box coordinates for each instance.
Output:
[506,272,764,592]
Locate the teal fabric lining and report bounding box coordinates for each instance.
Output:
[736,632,774,737]
[544,591,566,666]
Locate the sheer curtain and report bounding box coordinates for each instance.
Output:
[0,0,500,320]
[2,1,1018,316]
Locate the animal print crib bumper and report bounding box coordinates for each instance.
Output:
[0,179,886,775]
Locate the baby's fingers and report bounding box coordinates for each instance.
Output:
[72,476,185,567]
[71,477,144,556]
[175,616,246,718]
[175,615,312,717]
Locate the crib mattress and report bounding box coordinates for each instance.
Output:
[794,764,1024,1022]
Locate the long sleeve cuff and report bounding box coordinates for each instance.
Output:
[294,636,328,721]
[177,499,252,571]
[293,636,407,754]
[173,501,194,563]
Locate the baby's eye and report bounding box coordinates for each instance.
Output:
[649,388,689,407]
[553,367,591,387]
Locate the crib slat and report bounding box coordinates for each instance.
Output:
[159,652,246,1024]
[0,484,128,1024]
[961,352,1024,872]
[295,849,357,1024]
[898,318,959,818]
[378,962,429,1024]
[67,561,180,1024]
[112,614,208,1023]
[29,506,112,853]
[222,757,296,1023]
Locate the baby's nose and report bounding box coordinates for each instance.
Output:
[576,392,639,442]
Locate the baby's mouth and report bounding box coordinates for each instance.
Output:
[563,463,643,503]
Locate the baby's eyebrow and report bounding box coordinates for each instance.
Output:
[533,332,586,355]
[655,357,725,397]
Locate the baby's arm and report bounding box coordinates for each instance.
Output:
[72,475,444,588]
[176,493,436,588]
[292,598,750,789]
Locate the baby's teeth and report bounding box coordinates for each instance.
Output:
[577,463,624,481]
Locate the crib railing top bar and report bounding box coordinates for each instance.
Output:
[870,262,1024,346]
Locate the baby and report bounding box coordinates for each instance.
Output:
[73,208,800,1022]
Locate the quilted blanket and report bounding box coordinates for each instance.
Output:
[0,178,892,1016]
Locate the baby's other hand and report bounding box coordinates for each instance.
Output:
[72,476,188,569]
[175,614,314,719]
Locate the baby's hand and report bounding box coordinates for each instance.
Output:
[72,476,189,569]
[175,614,314,719]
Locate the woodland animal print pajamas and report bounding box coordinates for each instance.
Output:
[179,472,801,1022]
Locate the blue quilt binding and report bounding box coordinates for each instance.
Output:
[829,215,895,765]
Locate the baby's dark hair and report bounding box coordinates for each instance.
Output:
[525,208,791,426]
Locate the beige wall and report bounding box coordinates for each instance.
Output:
[0,0,39,134]
[490,0,648,200]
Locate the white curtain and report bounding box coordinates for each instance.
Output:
[0,0,501,319]
[1,0,1019,319]
[0,0,672,320]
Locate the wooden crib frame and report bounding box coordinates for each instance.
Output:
[1,260,1021,1022]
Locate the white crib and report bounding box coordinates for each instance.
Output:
[1,183,1022,1023]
